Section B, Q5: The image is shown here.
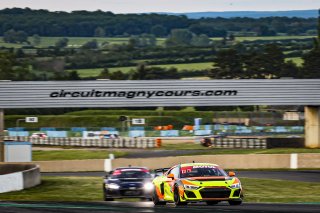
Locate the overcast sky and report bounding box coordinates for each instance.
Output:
[0,0,319,13]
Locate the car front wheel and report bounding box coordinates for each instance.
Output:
[153,189,166,205]
[174,186,187,206]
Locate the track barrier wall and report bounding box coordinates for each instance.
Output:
[27,153,320,172]
[0,163,41,193]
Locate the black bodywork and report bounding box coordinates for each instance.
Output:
[103,167,153,201]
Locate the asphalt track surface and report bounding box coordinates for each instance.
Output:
[0,201,320,213]
[42,170,320,183]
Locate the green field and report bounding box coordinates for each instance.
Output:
[31,148,320,161]
[285,57,304,66]
[234,35,314,42]
[0,176,319,203]
[0,37,166,48]
[0,35,314,48]
[32,150,127,161]
[68,62,215,78]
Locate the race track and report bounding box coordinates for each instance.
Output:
[0,201,319,213]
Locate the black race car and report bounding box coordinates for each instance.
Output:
[103,167,153,201]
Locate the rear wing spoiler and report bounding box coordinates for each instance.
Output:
[153,168,170,177]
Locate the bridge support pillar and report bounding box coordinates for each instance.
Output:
[305,106,320,148]
[0,109,4,162]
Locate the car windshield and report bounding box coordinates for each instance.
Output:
[180,165,228,178]
[111,169,151,179]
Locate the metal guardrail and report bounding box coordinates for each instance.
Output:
[4,137,156,148]
[213,138,267,149]
[5,136,267,149]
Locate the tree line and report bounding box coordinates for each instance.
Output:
[0,8,317,39]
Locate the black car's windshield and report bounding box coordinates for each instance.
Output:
[111,169,151,179]
[180,165,227,178]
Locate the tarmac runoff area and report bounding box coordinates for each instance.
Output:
[0,201,319,213]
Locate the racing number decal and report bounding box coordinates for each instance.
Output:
[181,166,193,174]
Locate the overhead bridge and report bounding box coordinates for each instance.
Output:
[0,79,319,151]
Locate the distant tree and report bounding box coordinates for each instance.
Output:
[3,29,28,43]
[151,25,167,37]
[128,34,156,48]
[15,49,25,58]
[82,39,98,49]
[209,48,244,79]
[109,70,129,80]
[32,34,41,46]
[165,29,193,47]
[55,37,69,48]
[301,9,320,78]
[261,44,285,78]
[191,34,211,47]
[131,63,148,79]
[94,27,106,37]
[280,60,301,78]
[67,70,81,80]
[0,52,15,80]
[229,34,235,41]
[98,68,110,79]
[0,52,32,80]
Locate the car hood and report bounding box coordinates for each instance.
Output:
[181,176,240,187]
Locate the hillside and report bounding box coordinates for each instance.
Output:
[168,9,318,19]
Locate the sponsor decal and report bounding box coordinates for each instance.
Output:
[49,89,238,99]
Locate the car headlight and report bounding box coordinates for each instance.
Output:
[184,184,200,190]
[230,183,241,189]
[105,183,120,190]
[144,182,154,191]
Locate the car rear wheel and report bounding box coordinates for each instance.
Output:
[174,187,187,206]
[206,201,219,205]
[153,189,166,205]
[228,200,242,205]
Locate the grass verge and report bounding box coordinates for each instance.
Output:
[32,150,127,161]
[0,176,319,203]
[31,146,320,161]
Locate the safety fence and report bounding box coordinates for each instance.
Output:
[4,136,157,148]
[213,138,267,149]
[4,136,268,149]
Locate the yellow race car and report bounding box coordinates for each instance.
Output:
[152,162,243,206]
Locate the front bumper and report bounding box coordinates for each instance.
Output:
[182,187,243,201]
[104,188,152,199]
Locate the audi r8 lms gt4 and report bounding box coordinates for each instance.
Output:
[103,167,153,201]
[152,163,243,206]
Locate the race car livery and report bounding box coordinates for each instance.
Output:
[152,163,243,206]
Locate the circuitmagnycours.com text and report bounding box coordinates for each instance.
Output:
[50,89,238,99]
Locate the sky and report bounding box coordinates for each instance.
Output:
[0,0,319,13]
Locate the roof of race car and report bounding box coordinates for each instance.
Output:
[180,162,219,167]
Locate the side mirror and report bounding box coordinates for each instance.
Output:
[228,171,235,177]
[167,173,175,179]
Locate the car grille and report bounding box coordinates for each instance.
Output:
[233,189,241,197]
[200,187,231,198]
[120,190,143,196]
[185,191,196,198]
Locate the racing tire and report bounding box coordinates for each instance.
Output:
[174,186,187,206]
[104,198,114,201]
[103,186,114,201]
[153,189,166,205]
[228,200,242,205]
[206,201,219,205]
